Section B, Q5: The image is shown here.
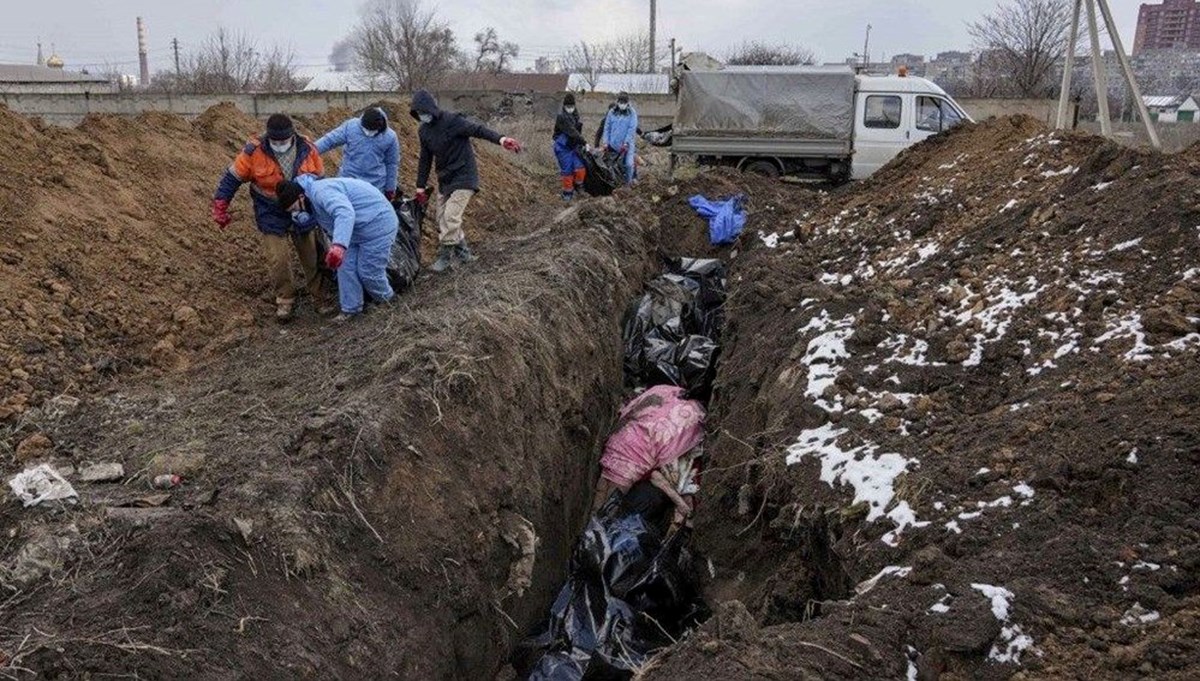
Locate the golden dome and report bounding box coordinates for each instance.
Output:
[47,54,64,69]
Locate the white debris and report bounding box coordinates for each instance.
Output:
[945,520,963,534]
[1133,561,1161,571]
[975,467,991,476]
[906,646,920,681]
[1040,165,1077,178]
[8,465,78,507]
[1092,181,1114,191]
[759,231,780,249]
[999,199,1020,213]
[1127,448,1139,464]
[1013,483,1035,499]
[855,565,912,596]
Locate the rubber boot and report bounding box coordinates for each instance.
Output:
[454,240,478,265]
[431,245,455,273]
[562,191,574,202]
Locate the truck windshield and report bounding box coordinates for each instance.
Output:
[917,96,965,133]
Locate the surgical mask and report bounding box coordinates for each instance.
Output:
[418,113,434,124]
[270,139,294,154]
[617,103,629,112]
[363,125,381,137]
[565,106,576,114]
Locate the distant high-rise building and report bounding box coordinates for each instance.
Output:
[1134,0,1200,54]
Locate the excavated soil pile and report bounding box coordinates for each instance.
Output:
[0,197,660,678]
[641,168,826,258]
[0,102,540,426]
[641,117,1200,680]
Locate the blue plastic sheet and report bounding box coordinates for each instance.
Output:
[688,194,747,246]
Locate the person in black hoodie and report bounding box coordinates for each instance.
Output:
[553,93,588,201]
[410,89,523,273]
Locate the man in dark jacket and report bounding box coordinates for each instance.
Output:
[410,89,523,273]
[553,93,588,201]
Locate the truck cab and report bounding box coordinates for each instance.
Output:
[851,74,968,179]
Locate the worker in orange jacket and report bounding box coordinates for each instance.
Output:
[211,114,330,321]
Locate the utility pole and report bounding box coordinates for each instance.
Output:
[863,24,872,67]
[172,38,181,77]
[649,0,657,73]
[1057,0,1160,149]
[1056,0,1081,129]
[1085,0,1112,137]
[669,37,677,80]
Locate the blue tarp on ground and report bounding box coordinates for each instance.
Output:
[688,194,747,245]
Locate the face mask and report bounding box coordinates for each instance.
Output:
[418,113,434,124]
[270,139,294,154]
[617,103,629,112]
[565,106,576,114]
[363,125,381,137]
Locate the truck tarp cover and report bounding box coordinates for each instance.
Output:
[675,70,855,140]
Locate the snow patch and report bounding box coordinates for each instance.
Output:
[786,424,926,543]
[855,565,912,596]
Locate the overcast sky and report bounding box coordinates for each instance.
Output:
[0,0,1147,75]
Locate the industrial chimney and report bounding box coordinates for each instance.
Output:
[137,17,150,86]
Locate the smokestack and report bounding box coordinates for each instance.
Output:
[137,17,150,87]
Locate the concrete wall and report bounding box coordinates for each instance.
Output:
[1077,120,1200,153]
[0,90,1073,140]
[957,98,1076,126]
[0,90,679,128]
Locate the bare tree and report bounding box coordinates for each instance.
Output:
[605,32,670,74]
[968,0,1072,97]
[472,27,519,74]
[563,41,610,91]
[145,28,301,94]
[349,0,459,91]
[724,41,815,66]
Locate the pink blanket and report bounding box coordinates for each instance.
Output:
[601,385,706,489]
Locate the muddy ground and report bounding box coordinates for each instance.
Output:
[3,106,1199,681]
[640,118,1200,680]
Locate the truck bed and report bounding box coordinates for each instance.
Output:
[674,68,857,155]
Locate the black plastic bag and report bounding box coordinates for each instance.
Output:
[386,197,424,292]
[622,258,727,396]
[514,484,708,681]
[582,150,624,197]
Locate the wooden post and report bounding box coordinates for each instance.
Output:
[1085,0,1112,137]
[1095,0,1162,149]
[1057,0,1082,129]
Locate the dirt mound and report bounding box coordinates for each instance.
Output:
[0,101,545,427]
[0,104,266,424]
[642,168,827,258]
[0,197,659,678]
[193,101,261,152]
[642,117,1200,679]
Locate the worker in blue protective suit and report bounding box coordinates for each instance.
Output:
[275,175,399,322]
[553,93,588,201]
[600,92,639,185]
[315,107,401,200]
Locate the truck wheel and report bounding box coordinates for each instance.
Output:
[743,160,780,178]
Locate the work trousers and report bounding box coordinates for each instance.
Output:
[260,230,322,306]
[436,189,476,246]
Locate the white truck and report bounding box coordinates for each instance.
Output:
[668,65,972,181]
